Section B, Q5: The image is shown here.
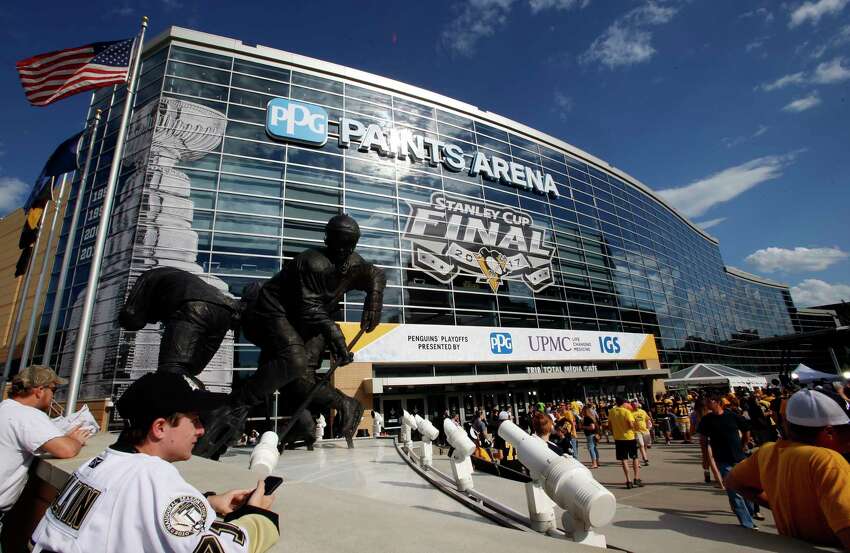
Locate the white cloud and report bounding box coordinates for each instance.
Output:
[745,246,848,272]
[529,0,589,13]
[553,91,574,120]
[0,176,29,218]
[789,0,849,27]
[782,92,821,112]
[657,152,798,218]
[758,71,806,91]
[745,37,768,52]
[813,57,850,83]
[580,2,678,69]
[696,217,726,230]
[441,0,589,56]
[721,124,769,148]
[791,279,850,307]
[739,7,775,22]
[812,24,850,58]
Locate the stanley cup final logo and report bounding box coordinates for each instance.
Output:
[403,193,555,293]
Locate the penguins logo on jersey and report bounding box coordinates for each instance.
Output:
[163,496,207,537]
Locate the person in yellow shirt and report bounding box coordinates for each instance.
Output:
[609,397,641,488]
[726,389,850,549]
[631,399,652,466]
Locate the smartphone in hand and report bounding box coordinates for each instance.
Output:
[263,475,283,495]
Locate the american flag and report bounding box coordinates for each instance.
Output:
[16,38,134,107]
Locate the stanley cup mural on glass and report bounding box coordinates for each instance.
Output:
[58,97,234,397]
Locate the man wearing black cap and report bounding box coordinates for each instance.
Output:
[200,214,385,454]
[726,389,850,550]
[30,372,280,553]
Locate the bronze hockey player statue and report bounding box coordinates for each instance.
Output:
[196,214,385,456]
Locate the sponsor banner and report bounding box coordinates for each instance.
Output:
[339,322,659,364]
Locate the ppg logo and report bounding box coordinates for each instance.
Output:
[266,99,328,146]
[598,336,621,354]
[490,332,513,354]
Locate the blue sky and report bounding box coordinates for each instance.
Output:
[0,0,848,307]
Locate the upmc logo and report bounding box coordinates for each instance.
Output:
[490,332,513,354]
[266,99,328,146]
[598,336,621,354]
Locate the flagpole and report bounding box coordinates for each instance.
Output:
[0,184,53,391]
[43,110,102,367]
[19,174,69,369]
[65,17,148,415]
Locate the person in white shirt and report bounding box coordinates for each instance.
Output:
[0,366,89,541]
[30,371,279,553]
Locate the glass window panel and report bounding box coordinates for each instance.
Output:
[347,208,398,230]
[213,232,279,256]
[437,109,473,130]
[189,189,215,209]
[234,59,290,82]
[209,253,280,276]
[438,123,476,144]
[346,83,391,106]
[475,134,510,155]
[344,97,391,121]
[184,169,218,190]
[228,104,265,124]
[404,307,454,325]
[360,229,399,249]
[163,77,228,101]
[196,231,211,251]
[346,173,396,196]
[226,120,268,141]
[283,220,324,242]
[214,213,281,236]
[223,138,285,162]
[357,246,399,266]
[170,46,232,69]
[290,85,343,108]
[192,210,213,231]
[483,186,518,207]
[346,158,395,181]
[217,193,281,216]
[231,73,289,96]
[346,191,396,213]
[285,164,342,187]
[284,201,339,221]
[292,72,343,94]
[393,110,436,132]
[221,155,284,180]
[285,182,341,205]
[287,148,343,170]
[393,97,433,118]
[166,60,230,84]
[218,173,281,197]
[443,177,482,198]
[474,121,509,142]
[229,88,275,109]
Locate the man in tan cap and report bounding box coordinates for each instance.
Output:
[0,366,90,531]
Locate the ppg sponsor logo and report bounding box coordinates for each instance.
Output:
[490,332,513,354]
[266,99,328,146]
[598,336,621,354]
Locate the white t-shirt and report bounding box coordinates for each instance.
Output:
[0,398,63,511]
[31,447,278,553]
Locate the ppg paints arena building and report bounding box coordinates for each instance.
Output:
[33,27,826,429]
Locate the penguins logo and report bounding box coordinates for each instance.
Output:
[475,248,509,293]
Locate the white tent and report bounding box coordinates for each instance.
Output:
[665,363,768,390]
[791,364,841,384]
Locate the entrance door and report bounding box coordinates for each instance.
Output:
[427,394,446,422]
[383,399,403,432]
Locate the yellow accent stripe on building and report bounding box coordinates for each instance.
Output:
[635,335,659,361]
[338,322,399,353]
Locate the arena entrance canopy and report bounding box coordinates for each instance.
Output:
[791,363,842,383]
[665,363,767,390]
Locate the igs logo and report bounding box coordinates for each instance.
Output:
[490,332,513,354]
[266,99,328,146]
[598,336,621,354]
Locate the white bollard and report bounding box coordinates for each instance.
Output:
[443,418,476,491]
[314,413,326,442]
[249,431,280,477]
[414,415,439,469]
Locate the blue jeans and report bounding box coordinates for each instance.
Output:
[586,434,599,462]
[717,462,755,528]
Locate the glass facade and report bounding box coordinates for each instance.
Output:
[35,33,818,400]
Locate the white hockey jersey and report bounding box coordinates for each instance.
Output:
[30,446,278,553]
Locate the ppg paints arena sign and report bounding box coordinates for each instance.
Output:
[266,99,560,293]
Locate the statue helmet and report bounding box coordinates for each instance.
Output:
[325,214,360,239]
